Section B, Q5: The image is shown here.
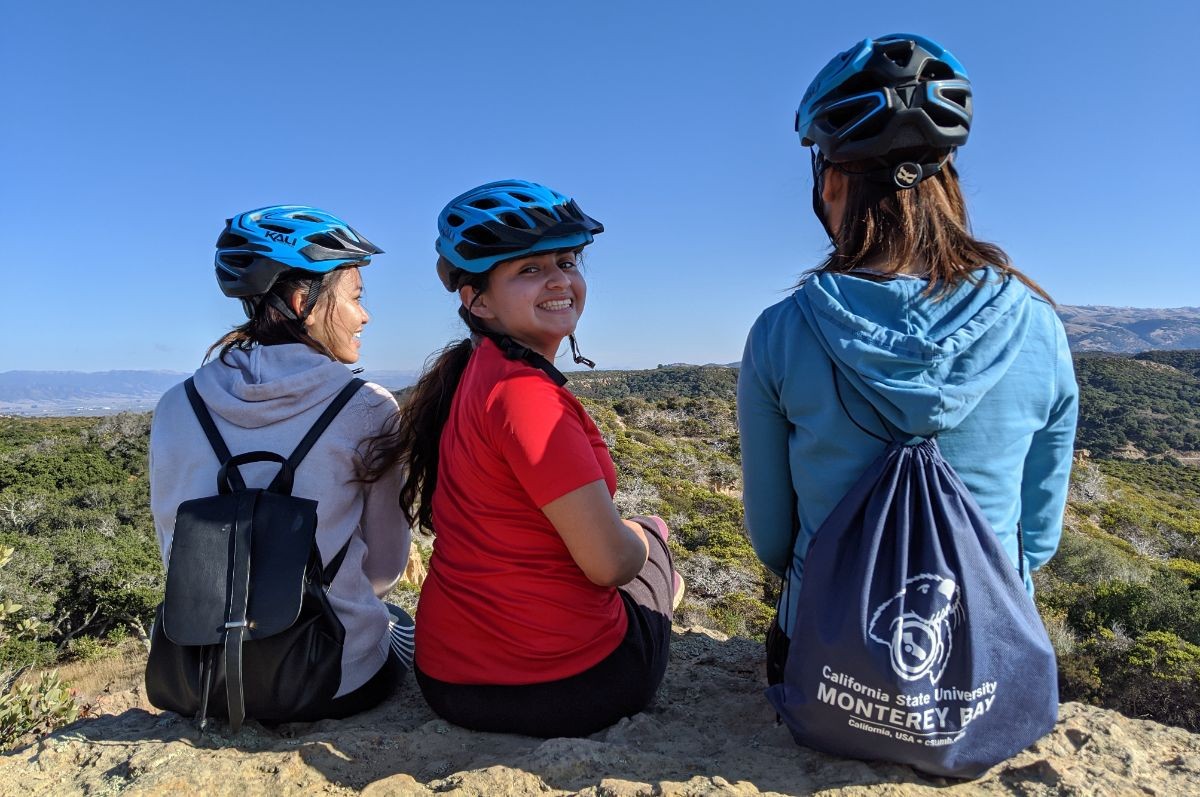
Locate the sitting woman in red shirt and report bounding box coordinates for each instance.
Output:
[368,179,680,737]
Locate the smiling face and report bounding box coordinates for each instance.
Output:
[304,267,370,364]
[462,249,585,361]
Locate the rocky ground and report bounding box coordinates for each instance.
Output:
[2,627,1198,796]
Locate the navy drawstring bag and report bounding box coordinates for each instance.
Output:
[765,370,1058,778]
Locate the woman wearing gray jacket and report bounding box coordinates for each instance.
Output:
[149,205,412,721]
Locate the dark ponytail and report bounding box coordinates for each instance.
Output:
[362,268,491,531]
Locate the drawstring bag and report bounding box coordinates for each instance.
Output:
[766,366,1058,778]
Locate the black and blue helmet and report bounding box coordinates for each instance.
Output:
[796,34,972,179]
[435,180,603,290]
[215,205,382,311]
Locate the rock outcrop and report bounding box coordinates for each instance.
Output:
[2,627,1198,796]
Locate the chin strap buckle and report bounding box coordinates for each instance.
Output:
[569,335,595,369]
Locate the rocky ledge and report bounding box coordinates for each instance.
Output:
[2,627,1198,796]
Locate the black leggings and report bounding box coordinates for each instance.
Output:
[416,526,675,737]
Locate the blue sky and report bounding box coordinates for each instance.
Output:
[2,2,1197,373]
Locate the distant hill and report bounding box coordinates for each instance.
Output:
[0,370,187,416]
[1057,305,1200,353]
[5,302,1200,415]
[0,369,417,416]
[568,365,738,402]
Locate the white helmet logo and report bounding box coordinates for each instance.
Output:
[893,162,921,188]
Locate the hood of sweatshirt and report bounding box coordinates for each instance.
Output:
[192,343,355,429]
[792,268,1034,438]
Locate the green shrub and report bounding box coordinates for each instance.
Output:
[1110,631,1200,730]
[0,671,80,751]
[709,593,774,641]
[65,636,105,662]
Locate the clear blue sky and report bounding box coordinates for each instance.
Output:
[2,2,1197,373]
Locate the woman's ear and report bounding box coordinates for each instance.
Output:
[286,288,312,325]
[821,165,846,206]
[821,167,849,236]
[460,285,494,319]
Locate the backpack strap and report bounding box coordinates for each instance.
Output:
[267,378,366,493]
[322,536,353,588]
[185,377,246,491]
[223,489,257,732]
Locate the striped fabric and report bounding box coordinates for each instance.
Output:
[388,615,415,672]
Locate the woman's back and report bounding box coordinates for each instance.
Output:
[739,268,1077,621]
[150,342,408,697]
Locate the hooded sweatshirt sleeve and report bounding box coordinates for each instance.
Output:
[357,384,411,597]
[738,311,798,579]
[1019,317,1078,576]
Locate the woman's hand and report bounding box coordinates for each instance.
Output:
[541,479,649,587]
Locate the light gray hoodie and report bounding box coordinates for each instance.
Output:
[149,343,409,697]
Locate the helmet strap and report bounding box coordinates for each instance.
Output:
[264,292,300,322]
[299,277,324,322]
[461,304,571,386]
[858,150,954,189]
[474,329,569,387]
[810,149,837,242]
[569,335,595,369]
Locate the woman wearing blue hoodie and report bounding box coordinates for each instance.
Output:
[738,35,1078,684]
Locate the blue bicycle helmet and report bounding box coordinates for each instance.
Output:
[796,34,972,188]
[435,180,603,290]
[215,205,382,315]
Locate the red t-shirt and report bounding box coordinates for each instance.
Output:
[414,338,627,685]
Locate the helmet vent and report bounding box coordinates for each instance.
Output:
[446,213,465,227]
[305,232,346,250]
[260,223,295,234]
[220,253,255,269]
[879,40,914,68]
[217,231,248,248]
[461,225,502,246]
[940,87,969,108]
[500,212,530,229]
[509,193,535,202]
[920,61,954,81]
[525,206,557,224]
[292,214,324,223]
[469,198,501,210]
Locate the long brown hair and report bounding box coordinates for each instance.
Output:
[204,269,349,365]
[812,158,1052,303]
[361,262,491,530]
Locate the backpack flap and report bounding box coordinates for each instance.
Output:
[244,490,318,638]
[162,491,250,646]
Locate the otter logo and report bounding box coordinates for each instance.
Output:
[868,574,963,684]
[265,230,297,247]
[893,162,920,188]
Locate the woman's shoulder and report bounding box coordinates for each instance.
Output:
[357,380,401,411]
[746,290,812,344]
[344,380,400,439]
[151,371,201,428]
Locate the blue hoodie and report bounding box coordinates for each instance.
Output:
[738,268,1077,630]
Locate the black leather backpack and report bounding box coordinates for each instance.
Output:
[145,377,364,731]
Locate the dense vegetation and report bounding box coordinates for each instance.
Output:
[1,351,1199,743]
[1074,353,1200,457]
